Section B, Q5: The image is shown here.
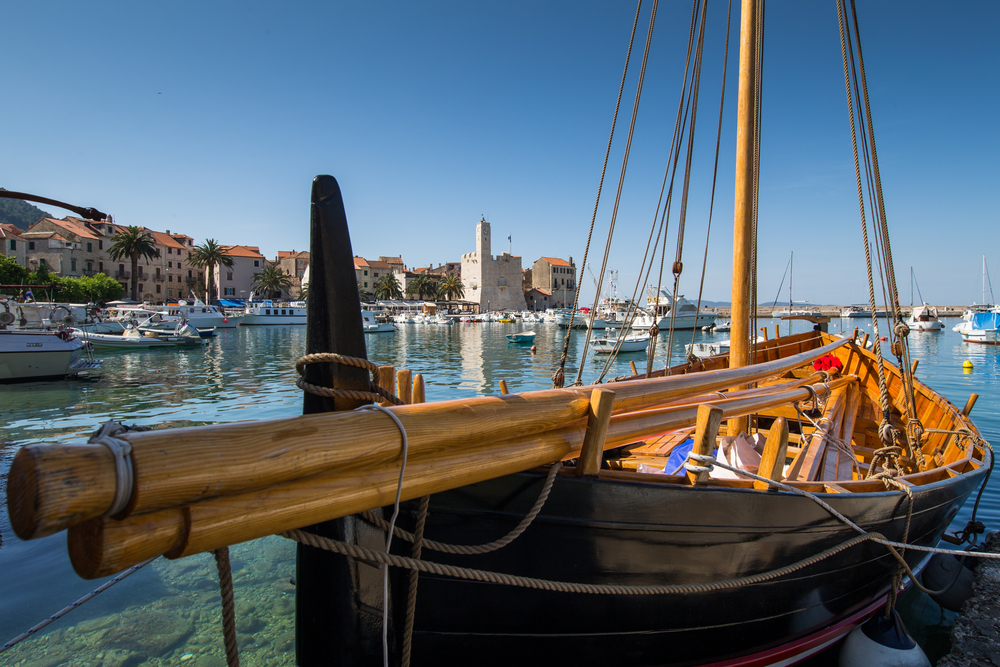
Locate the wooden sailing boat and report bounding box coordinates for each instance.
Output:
[4,2,992,666]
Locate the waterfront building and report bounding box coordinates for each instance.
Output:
[1,224,26,267]
[214,245,266,301]
[531,256,577,309]
[276,250,310,298]
[525,287,552,312]
[461,218,525,311]
[354,256,404,298]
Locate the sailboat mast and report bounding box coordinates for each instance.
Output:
[728,0,757,435]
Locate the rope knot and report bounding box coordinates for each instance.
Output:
[683,451,716,474]
[894,321,910,339]
[551,367,565,389]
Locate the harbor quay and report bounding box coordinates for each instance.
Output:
[710,304,970,318]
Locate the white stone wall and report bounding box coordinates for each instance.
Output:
[461,220,525,311]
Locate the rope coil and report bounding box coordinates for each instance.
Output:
[88,421,151,517]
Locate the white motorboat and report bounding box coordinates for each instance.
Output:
[686,336,765,359]
[0,325,101,381]
[241,301,307,325]
[556,311,608,329]
[644,289,716,329]
[840,305,871,318]
[959,311,1000,345]
[591,331,650,354]
[362,310,394,333]
[74,323,205,349]
[163,297,240,328]
[906,304,944,332]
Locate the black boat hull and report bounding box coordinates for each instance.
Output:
[384,466,984,666]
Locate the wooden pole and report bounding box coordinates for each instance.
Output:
[378,366,396,406]
[396,369,413,404]
[754,417,788,490]
[728,0,757,438]
[630,361,638,376]
[499,379,509,395]
[412,374,426,404]
[689,405,724,485]
[576,389,616,477]
[962,393,979,417]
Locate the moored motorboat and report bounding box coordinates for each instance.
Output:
[906,304,944,332]
[74,323,205,349]
[591,330,649,353]
[362,310,395,333]
[240,300,307,325]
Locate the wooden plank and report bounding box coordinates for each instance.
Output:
[576,389,616,477]
[688,405,724,485]
[754,417,788,490]
[396,369,413,404]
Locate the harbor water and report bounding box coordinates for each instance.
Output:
[1,318,997,666]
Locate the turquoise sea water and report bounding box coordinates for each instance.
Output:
[0,319,997,666]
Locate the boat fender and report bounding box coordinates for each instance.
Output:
[223,317,229,323]
[839,609,930,667]
[921,553,974,612]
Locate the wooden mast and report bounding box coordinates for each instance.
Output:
[728,0,757,436]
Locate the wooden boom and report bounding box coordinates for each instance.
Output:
[65,377,855,578]
[8,337,851,542]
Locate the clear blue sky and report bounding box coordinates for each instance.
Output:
[3,1,997,306]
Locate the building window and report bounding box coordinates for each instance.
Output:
[87,242,92,252]
[156,284,161,294]
[71,259,77,271]
[28,241,35,250]
[168,261,173,268]
[8,240,14,250]
[227,272,233,281]
[364,270,368,276]
[39,258,46,267]
[169,275,173,282]
[364,282,368,288]
[168,289,173,297]
[99,240,103,250]
[99,262,103,272]
[178,250,183,257]
[253,260,260,267]
[225,288,235,296]
[168,248,173,254]
[138,284,144,293]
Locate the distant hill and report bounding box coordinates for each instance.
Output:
[0,190,52,230]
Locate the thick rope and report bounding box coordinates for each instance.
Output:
[296,352,403,406]
[400,495,430,667]
[213,548,240,667]
[88,421,152,517]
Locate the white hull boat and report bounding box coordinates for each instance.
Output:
[592,333,650,354]
[0,329,101,381]
[362,310,394,333]
[960,311,1000,345]
[75,325,205,349]
[507,331,536,343]
[241,302,307,325]
[906,304,944,332]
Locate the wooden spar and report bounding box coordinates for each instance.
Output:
[789,383,853,481]
[688,406,724,485]
[754,417,789,490]
[8,338,851,541]
[65,380,854,578]
[576,389,616,477]
[397,369,413,404]
[728,0,758,437]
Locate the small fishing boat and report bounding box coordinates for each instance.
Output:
[958,311,1000,345]
[591,330,650,353]
[906,304,944,332]
[506,331,536,343]
[74,323,205,349]
[362,310,395,333]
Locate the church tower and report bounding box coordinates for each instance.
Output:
[476,217,491,259]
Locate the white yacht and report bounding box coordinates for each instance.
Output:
[241,301,307,325]
[644,288,716,330]
[0,302,102,381]
[163,297,240,328]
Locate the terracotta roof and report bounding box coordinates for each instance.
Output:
[540,257,571,267]
[278,250,309,259]
[34,217,102,241]
[366,260,392,270]
[532,288,552,296]
[148,230,185,250]
[379,256,404,264]
[221,245,266,258]
[354,257,370,268]
[23,231,73,244]
[0,224,24,239]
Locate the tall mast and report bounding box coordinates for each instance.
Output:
[728,0,758,436]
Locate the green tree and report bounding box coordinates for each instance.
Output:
[251,264,293,300]
[407,275,437,300]
[0,255,29,287]
[298,284,309,301]
[107,226,161,301]
[55,274,125,303]
[188,239,235,303]
[437,275,465,301]
[374,274,403,300]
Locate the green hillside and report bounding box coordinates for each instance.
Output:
[0,190,52,230]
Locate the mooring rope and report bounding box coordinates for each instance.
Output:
[213,547,240,667]
[295,352,403,406]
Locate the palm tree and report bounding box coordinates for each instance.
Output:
[107,226,160,301]
[252,264,293,300]
[407,275,438,301]
[188,239,235,303]
[374,274,403,301]
[438,275,465,301]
